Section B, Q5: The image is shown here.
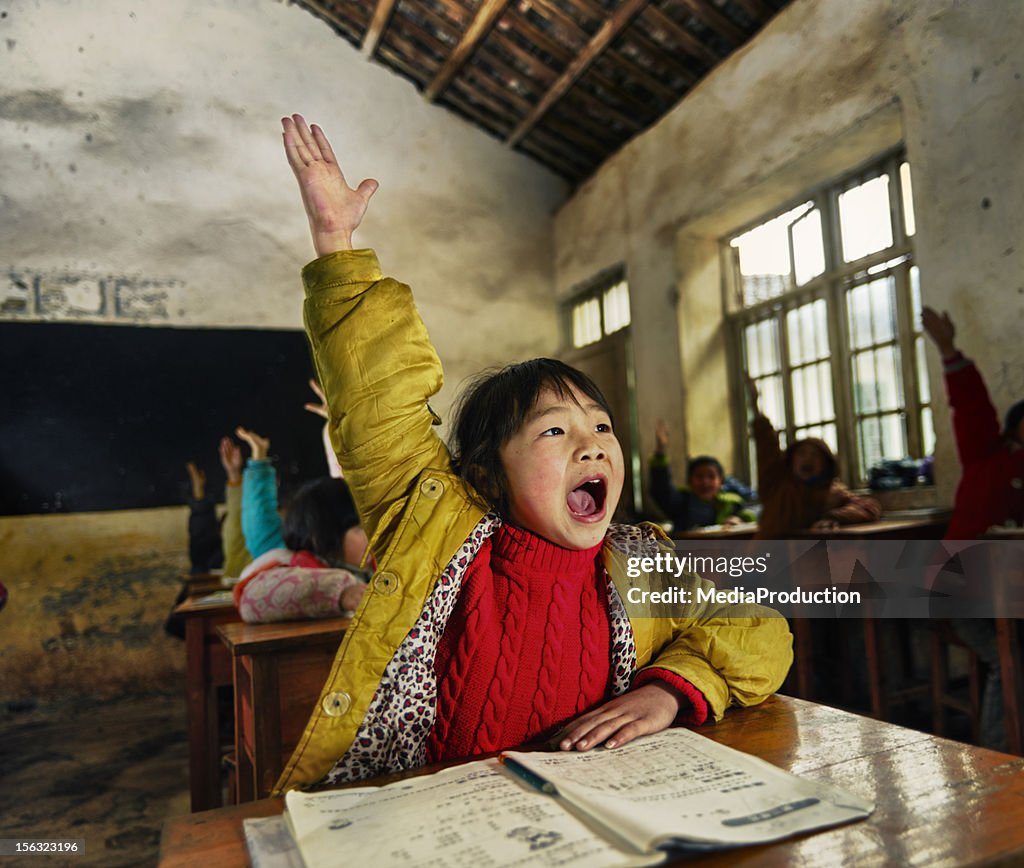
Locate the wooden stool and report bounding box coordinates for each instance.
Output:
[930,619,982,744]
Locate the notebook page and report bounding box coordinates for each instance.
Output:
[284,758,664,868]
[505,729,873,850]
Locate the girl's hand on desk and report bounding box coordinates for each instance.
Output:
[557,682,683,752]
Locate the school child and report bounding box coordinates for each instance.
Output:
[231,426,370,624]
[164,437,253,638]
[184,459,224,574]
[274,114,793,791]
[746,380,881,538]
[650,418,755,530]
[922,306,1024,538]
[922,305,1024,751]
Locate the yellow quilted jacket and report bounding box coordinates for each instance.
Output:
[275,250,793,794]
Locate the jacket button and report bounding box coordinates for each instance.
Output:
[420,478,444,500]
[322,691,351,717]
[373,571,399,595]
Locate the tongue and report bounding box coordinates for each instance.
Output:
[567,488,597,516]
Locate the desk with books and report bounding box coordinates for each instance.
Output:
[159,694,1024,867]
[216,617,350,803]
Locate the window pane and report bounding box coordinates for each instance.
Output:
[900,162,916,237]
[792,366,807,426]
[910,265,921,326]
[572,298,601,348]
[603,280,630,334]
[759,374,786,432]
[880,412,907,459]
[787,306,805,366]
[853,352,878,414]
[814,300,829,358]
[916,335,930,403]
[847,282,873,350]
[869,277,896,344]
[731,202,812,305]
[921,407,935,456]
[792,208,825,286]
[839,174,893,262]
[875,345,903,410]
[859,416,882,473]
[818,363,835,420]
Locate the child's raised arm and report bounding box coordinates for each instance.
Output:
[283,117,458,555]
[282,114,378,258]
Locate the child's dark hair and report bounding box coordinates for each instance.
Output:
[687,455,724,480]
[283,477,361,567]
[450,358,614,514]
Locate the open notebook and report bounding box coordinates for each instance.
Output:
[259,727,872,868]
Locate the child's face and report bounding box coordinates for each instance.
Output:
[689,464,723,502]
[499,385,624,550]
[791,442,827,481]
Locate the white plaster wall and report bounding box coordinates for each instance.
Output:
[554,0,1024,505]
[1,0,568,408]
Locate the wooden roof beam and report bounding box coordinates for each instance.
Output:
[642,4,720,66]
[507,0,650,146]
[363,0,398,58]
[730,0,775,26]
[674,0,747,47]
[424,0,512,101]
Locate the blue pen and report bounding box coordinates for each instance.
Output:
[501,755,559,796]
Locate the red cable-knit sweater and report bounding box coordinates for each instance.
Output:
[425,523,708,762]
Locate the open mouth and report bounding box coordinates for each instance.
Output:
[566,477,607,518]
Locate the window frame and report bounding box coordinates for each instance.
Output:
[723,148,929,485]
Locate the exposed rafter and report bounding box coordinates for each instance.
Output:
[506,0,651,147]
[290,0,793,182]
[424,0,511,101]
[363,0,397,58]
[674,0,747,47]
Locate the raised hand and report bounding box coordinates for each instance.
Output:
[921,306,957,356]
[282,114,378,257]
[186,461,206,501]
[303,378,329,420]
[219,436,244,484]
[654,418,670,454]
[236,426,271,462]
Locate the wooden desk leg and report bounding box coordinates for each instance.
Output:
[789,618,815,700]
[863,618,885,720]
[252,656,282,800]
[185,618,221,812]
[996,618,1022,755]
[233,655,255,804]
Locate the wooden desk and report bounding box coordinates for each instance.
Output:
[159,694,1024,867]
[175,594,241,813]
[217,618,349,803]
[671,521,758,540]
[181,571,228,597]
[794,511,950,540]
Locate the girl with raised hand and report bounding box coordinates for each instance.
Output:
[276,114,792,791]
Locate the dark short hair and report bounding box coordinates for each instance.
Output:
[687,455,724,481]
[450,358,614,514]
[283,477,360,566]
[1006,399,1024,438]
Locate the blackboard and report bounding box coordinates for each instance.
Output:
[0,321,327,515]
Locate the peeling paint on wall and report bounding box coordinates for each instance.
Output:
[1,267,181,322]
[0,508,189,701]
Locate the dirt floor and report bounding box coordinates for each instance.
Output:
[0,691,191,868]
